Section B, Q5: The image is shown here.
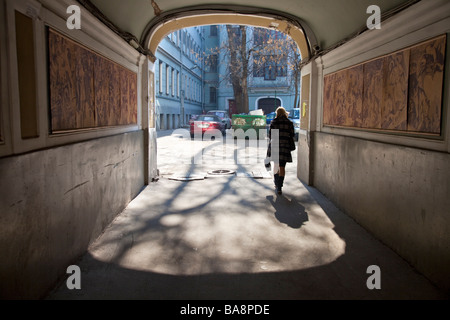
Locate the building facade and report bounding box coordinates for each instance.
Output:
[155,27,205,130]
[155,25,301,129]
[216,25,301,116]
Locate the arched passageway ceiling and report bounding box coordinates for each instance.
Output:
[87,0,416,58]
[144,9,314,61]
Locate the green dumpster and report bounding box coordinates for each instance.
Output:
[232,114,267,139]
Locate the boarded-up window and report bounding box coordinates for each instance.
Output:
[323,35,446,135]
[48,28,137,133]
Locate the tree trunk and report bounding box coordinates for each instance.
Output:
[226,26,249,114]
[240,26,249,114]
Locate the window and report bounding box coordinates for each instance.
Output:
[277,65,287,77]
[177,71,180,97]
[174,31,178,47]
[229,26,241,46]
[253,28,268,47]
[159,61,163,93]
[210,87,217,103]
[277,56,288,77]
[264,60,277,81]
[187,77,190,100]
[253,55,264,77]
[172,69,176,96]
[210,25,218,36]
[209,54,218,73]
[166,65,170,94]
[252,55,287,80]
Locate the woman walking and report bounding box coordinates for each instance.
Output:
[268,107,296,195]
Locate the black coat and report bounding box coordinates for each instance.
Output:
[268,115,295,163]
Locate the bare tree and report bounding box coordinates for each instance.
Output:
[226,25,249,114]
[205,26,302,114]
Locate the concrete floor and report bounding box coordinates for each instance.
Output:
[47,130,448,300]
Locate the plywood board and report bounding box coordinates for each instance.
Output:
[49,29,76,131]
[333,69,348,126]
[323,35,446,136]
[408,35,446,134]
[323,73,335,126]
[363,58,384,129]
[344,65,363,128]
[49,29,137,132]
[74,44,96,129]
[381,50,409,131]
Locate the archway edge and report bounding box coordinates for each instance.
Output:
[142,5,318,62]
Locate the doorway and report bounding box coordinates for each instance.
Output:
[258,98,281,115]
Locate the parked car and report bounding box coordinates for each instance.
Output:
[288,108,300,140]
[206,110,232,129]
[189,114,201,124]
[190,115,226,138]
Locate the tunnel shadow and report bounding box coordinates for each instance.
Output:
[267,195,308,229]
[46,251,448,301]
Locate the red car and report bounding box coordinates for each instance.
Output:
[190,115,226,138]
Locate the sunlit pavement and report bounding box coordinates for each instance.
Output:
[47,129,447,300]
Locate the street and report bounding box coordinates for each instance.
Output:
[157,129,297,180]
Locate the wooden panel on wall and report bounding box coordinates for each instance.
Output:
[323,35,446,136]
[74,43,96,129]
[15,11,38,139]
[49,28,137,133]
[0,42,2,143]
[381,50,409,131]
[323,73,335,126]
[408,35,446,134]
[345,65,363,128]
[363,58,383,129]
[49,29,74,131]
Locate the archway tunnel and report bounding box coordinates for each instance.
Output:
[0,0,449,300]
